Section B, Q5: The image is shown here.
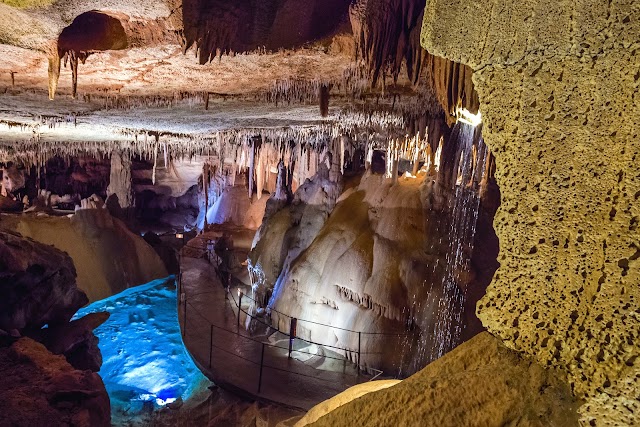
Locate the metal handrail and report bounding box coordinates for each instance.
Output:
[229,292,383,360]
[178,261,391,400]
[236,290,409,337]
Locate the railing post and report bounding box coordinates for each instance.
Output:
[257,343,265,393]
[357,331,361,376]
[288,318,297,359]
[208,324,213,368]
[237,291,244,332]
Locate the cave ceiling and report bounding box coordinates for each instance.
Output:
[0,0,476,161]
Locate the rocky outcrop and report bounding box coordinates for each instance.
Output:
[1,164,25,194]
[0,231,110,425]
[0,229,87,333]
[35,312,110,372]
[0,337,110,427]
[249,151,343,309]
[422,0,640,424]
[305,332,580,427]
[255,122,498,374]
[1,208,168,302]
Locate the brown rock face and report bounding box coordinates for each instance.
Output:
[0,337,110,427]
[35,312,110,372]
[308,332,580,427]
[58,11,128,54]
[182,0,353,63]
[422,0,640,424]
[0,230,87,333]
[349,0,479,119]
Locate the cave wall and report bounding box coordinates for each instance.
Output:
[421,1,639,424]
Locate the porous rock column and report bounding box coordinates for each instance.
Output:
[422,0,639,424]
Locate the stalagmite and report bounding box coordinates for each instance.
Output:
[106,150,133,209]
[274,159,288,201]
[319,84,331,117]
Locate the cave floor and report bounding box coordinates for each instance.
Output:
[178,241,370,410]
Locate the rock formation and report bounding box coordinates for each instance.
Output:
[0,0,636,424]
[0,337,110,427]
[1,207,168,302]
[0,229,86,333]
[250,123,498,373]
[106,149,133,211]
[304,332,581,427]
[0,230,110,426]
[422,0,640,424]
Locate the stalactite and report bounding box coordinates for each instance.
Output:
[152,134,159,185]
[182,0,351,64]
[350,0,426,85]
[248,137,256,199]
[350,0,479,121]
[319,84,331,117]
[47,54,60,101]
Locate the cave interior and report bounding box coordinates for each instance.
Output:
[0,0,637,426]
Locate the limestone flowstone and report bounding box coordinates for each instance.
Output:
[422,0,640,424]
[306,332,580,427]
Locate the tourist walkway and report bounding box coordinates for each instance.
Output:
[177,232,374,410]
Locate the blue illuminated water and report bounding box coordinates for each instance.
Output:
[74,276,208,417]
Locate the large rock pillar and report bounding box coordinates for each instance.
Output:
[106,150,133,212]
[422,1,639,424]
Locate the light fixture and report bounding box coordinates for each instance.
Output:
[175,233,184,239]
[456,108,482,127]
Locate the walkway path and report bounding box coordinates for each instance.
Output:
[178,232,370,410]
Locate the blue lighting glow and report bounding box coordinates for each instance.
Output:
[74,277,208,416]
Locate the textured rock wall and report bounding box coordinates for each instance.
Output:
[422,1,639,424]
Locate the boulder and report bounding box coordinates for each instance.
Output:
[0,337,110,427]
[35,312,110,372]
[2,208,168,302]
[0,230,87,333]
